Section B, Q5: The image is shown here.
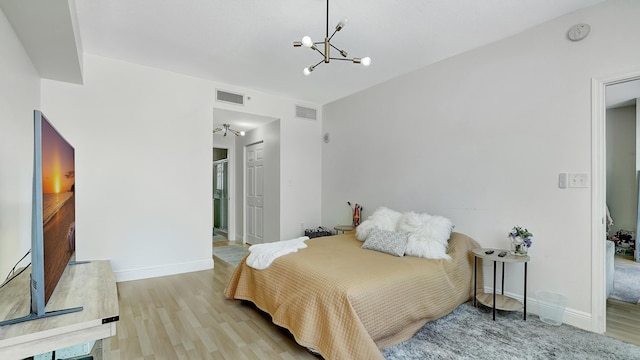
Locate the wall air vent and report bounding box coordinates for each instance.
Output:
[295,105,317,120]
[216,89,245,105]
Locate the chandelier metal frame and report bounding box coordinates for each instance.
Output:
[293,0,370,75]
[213,124,245,137]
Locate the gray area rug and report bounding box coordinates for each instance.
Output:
[212,234,227,243]
[213,244,249,267]
[383,302,640,360]
[610,265,640,304]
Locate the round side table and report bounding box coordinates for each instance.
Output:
[334,225,354,234]
[472,248,529,321]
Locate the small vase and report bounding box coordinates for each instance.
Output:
[510,236,528,256]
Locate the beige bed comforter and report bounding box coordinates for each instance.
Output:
[224,231,481,360]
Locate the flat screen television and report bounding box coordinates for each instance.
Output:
[0,110,82,326]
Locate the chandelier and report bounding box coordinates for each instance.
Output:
[293,0,371,76]
[213,124,245,137]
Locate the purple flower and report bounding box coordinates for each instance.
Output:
[508,225,534,248]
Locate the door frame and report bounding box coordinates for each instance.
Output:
[213,159,229,233]
[213,144,236,241]
[591,70,640,333]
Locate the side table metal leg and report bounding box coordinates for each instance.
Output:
[524,262,528,321]
[501,262,505,295]
[473,256,477,307]
[493,260,497,321]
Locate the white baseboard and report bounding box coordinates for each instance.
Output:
[482,287,593,331]
[114,258,214,282]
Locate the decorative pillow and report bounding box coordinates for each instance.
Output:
[397,211,454,260]
[356,207,403,241]
[361,227,408,257]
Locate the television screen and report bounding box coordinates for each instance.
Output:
[31,110,76,315]
[0,111,81,326]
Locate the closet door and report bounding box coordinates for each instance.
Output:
[246,142,264,244]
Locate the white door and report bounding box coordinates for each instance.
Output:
[246,142,264,244]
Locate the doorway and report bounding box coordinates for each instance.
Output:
[213,160,229,235]
[593,72,640,344]
[213,148,229,238]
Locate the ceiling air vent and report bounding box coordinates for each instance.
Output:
[216,89,244,105]
[295,105,317,120]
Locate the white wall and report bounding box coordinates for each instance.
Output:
[606,105,637,234]
[40,54,321,281]
[321,0,640,330]
[0,9,41,277]
[280,117,322,239]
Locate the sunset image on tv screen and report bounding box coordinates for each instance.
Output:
[40,118,75,303]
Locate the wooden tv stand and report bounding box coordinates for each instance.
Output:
[0,260,119,359]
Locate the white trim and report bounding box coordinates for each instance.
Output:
[591,70,640,334]
[242,144,247,244]
[113,259,213,282]
[591,77,607,334]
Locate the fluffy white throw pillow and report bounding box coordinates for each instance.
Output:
[397,211,454,260]
[356,206,403,241]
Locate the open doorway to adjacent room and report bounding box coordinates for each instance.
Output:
[212,107,279,266]
[597,74,640,345]
[213,149,229,242]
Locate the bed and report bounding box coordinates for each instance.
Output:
[224,231,482,360]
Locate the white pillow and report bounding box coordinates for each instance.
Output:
[355,207,403,241]
[397,211,454,260]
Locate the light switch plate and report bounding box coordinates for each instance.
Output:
[558,173,567,189]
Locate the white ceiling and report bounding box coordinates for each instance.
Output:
[212,108,277,135]
[74,0,607,105]
[0,0,83,84]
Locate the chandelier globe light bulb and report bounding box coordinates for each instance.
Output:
[301,36,313,47]
[303,67,312,76]
[361,57,371,66]
[336,18,348,31]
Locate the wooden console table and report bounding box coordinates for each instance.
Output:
[0,260,119,359]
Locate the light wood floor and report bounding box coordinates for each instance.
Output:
[605,255,640,346]
[109,246,318,359]
[607,299,640,346]
[109,248,640,358]
[605,255,640,345]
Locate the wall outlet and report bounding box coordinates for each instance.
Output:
[568,173,589,188]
